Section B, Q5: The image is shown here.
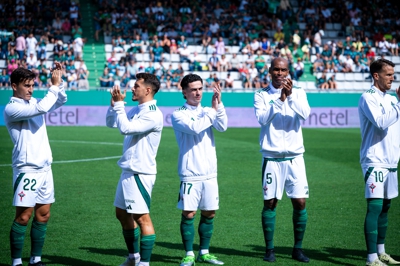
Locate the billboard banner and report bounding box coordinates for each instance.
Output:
[0,106,359,128]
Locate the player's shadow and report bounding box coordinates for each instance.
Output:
[156,241,261,259]
[249,245,368,265]
[0,255,107,266]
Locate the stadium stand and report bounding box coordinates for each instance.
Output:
[0,0,399,91]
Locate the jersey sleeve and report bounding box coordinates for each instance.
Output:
[50,81,68,111]
[253,90,284,126]
[212,102,228,132]
[113,101,160,135]
[287,88,311,120]
[172,108,216,135]
[359,93,400,130]
[4,85,61,122]
[105,105,117,128]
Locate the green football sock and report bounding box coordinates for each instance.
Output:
[30,219,47,257]
[293,208,308,249]
[122,227,140,254]
[262,207,276,250]
[180,215,195,252]
[140,234,156,262]
[10,221,27,259]
[198,215,214,250]
[377,199,391,245]
[364,198,383,254]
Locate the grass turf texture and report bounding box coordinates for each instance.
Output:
[0,126,399,266]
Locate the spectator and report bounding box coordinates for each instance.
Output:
[26,52,38,70]
[189,51,203,71]
[71,23,83,39]
[224,73,234,89]
[260,37,272,55]
[274,28,284,42]
[390,38,398,56]
[112,35,125,53]
[201,34,212,54]
[145,61,156,75]
[215,36,225,56]
[37,59,49,87]
[219,54,230,72]
[67,69,78,90]
[25,33,37,57]
[151,42,164,62]
[0,31,11,59]
[7,50,18,65]
[317,73,329,89]
[209,19,220,37]
[0,68,10,87]
[230,53,241,71]
[73,37,84,60]
[99,67,114,87]
[328,74,337,90]
[170,39,178,54]
[313,29,323,54]
[161,34,171,54]
[293,58,304,81]
[15,33,26,60]
[69,1,80,24]
[7,59,19,75]
[208,52,220,71]
[61,17,72,35]
[178,44,191,63]
[254,50,266,71]
[126,59,138,79]
[37,34,48,60]
[252,76,261,89]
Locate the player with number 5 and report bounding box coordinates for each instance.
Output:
[254,57,311,263]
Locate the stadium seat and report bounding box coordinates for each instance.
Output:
[306,81,316,90]
[333,23,341,30]
[105,44,113,53]
[0,60,6,68]
[46,43,54,52]
[391,56,400,64]
[335,73,345,81]
[170,54,180,62]
[353,73,364,81]
[344,73,354,81]
[395,65,400,72]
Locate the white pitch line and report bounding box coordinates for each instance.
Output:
[0,155,121,167]
[50,140,122,146]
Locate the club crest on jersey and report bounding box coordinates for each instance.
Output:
[369,183,376,193]
[18,191,25,202]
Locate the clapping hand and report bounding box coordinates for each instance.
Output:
[50,61,62,86]
[212,82,222,110]
[280,77,293,101]
[110,84,126,106]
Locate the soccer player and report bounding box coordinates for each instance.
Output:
[358,58,400,266]
[4,63,67,266]
[254,57,311,263]
[106,73,163,266]
[171,74,228,266]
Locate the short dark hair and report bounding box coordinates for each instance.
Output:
[180,74,203,90]
[10,67,36,85]
[136,73,160,95]
[370,58,395,76]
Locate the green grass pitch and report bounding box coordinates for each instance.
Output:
[0,126,399,266]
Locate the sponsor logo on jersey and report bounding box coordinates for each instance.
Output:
[125,199,135,203]
[126,205,132,210]
[269,100,274,104]
[18,191,25,202]
[149,105,157,111]
[191,117,195,121]
[369,183,376,193]
[366,89,375,94]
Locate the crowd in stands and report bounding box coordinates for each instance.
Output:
[0,0,89,90]
[95,0,400,90]
[1,0,399,91]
